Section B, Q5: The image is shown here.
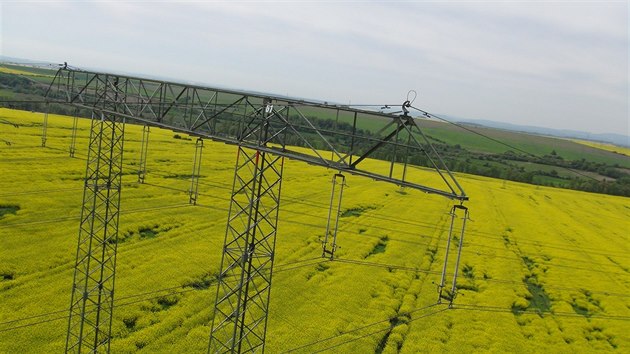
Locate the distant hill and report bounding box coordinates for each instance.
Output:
[448,117,629,147]
[4,55,626,148]
[2,60,630,196]
[0,56,58,68]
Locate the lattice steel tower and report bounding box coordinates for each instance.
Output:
[208,101,286,352]
[44,67,468,353]
[65,76,125,353]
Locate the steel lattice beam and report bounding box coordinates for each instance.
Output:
[437,205,469,306]
[209,100,284,353]
[45,67,467,201]
[209,147,284,353]
[40,66,471,353]
[189,138,204,204]
[321,173,345,259]
[137,125,150,183]
[65,111,125,353]
[69,110,79,157]
[65,74,126,353]
[41,103,49,147]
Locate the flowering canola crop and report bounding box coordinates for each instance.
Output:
[0,108,628,352]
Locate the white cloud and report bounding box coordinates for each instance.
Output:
[1,0,627,134]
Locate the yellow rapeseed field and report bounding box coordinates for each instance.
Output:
[0,66,53,77]
[0,108,628,352]
[570,139,630,157]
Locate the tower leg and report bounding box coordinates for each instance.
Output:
[437,205,468,306]
[209,147,284,353]
[65,111,125,353]
[69,111,79,157]
[189,138,203,204]
[42,103,49,147]
[137,125,150,183]
[322,173,345,259]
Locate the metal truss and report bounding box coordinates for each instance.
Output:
[69,109,79,157]
[209,147,284,353]
[64,75,126,353]
[322,173,345,259]
[41,103,49,147]
[137,125,150,183]
[65,110,125,353]
[42,67,470,352]
[45,67,467,201]
[0,118,18,145]
[437,204,469,306]
[189,138,203,204]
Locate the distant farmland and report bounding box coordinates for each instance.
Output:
[0,108,628,352]
[2,63,629,198]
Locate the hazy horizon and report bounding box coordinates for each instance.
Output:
[1,1,627,136]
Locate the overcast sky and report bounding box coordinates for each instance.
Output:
[1,0,628,135]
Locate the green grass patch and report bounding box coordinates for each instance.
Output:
[123,316,138,330]
[139,227,158,239]
[316,263,330,272]
[156,296,179,311]
[1,271,15,281]
[367,236,389,257]
[523,275,551,313]
[462,264,475,279]
[183,273,216,290]
[571,302,590,317]
[522,256,536,271]
[340,205,378,217]
[162,174,194,180]
[0,204,19,218]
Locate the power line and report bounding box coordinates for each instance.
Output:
[270,276,357,327]
[339,229,630,278]
[333,257,441,276]
[286,302,630,352]
[331,257,630,298]
[0,99,403,110]
[0,203,193,228]
[5,116,627,259]
[1,183,625,290]
[2,186,625,280]
[3,78,628,349]
[2,110,628,326]
[294,194,630,251]
[276,206,630,269]
[409,105,603,183]
[1,96,624,190]
[467,249,628,276]
[0,315,69,334]
[0,100,51,104]
[3,173,625,262]
[452,303,630,321]
[301,208,630,260]
[0,257,328,333]
[312,307,449,353]
[283,304,447,353]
